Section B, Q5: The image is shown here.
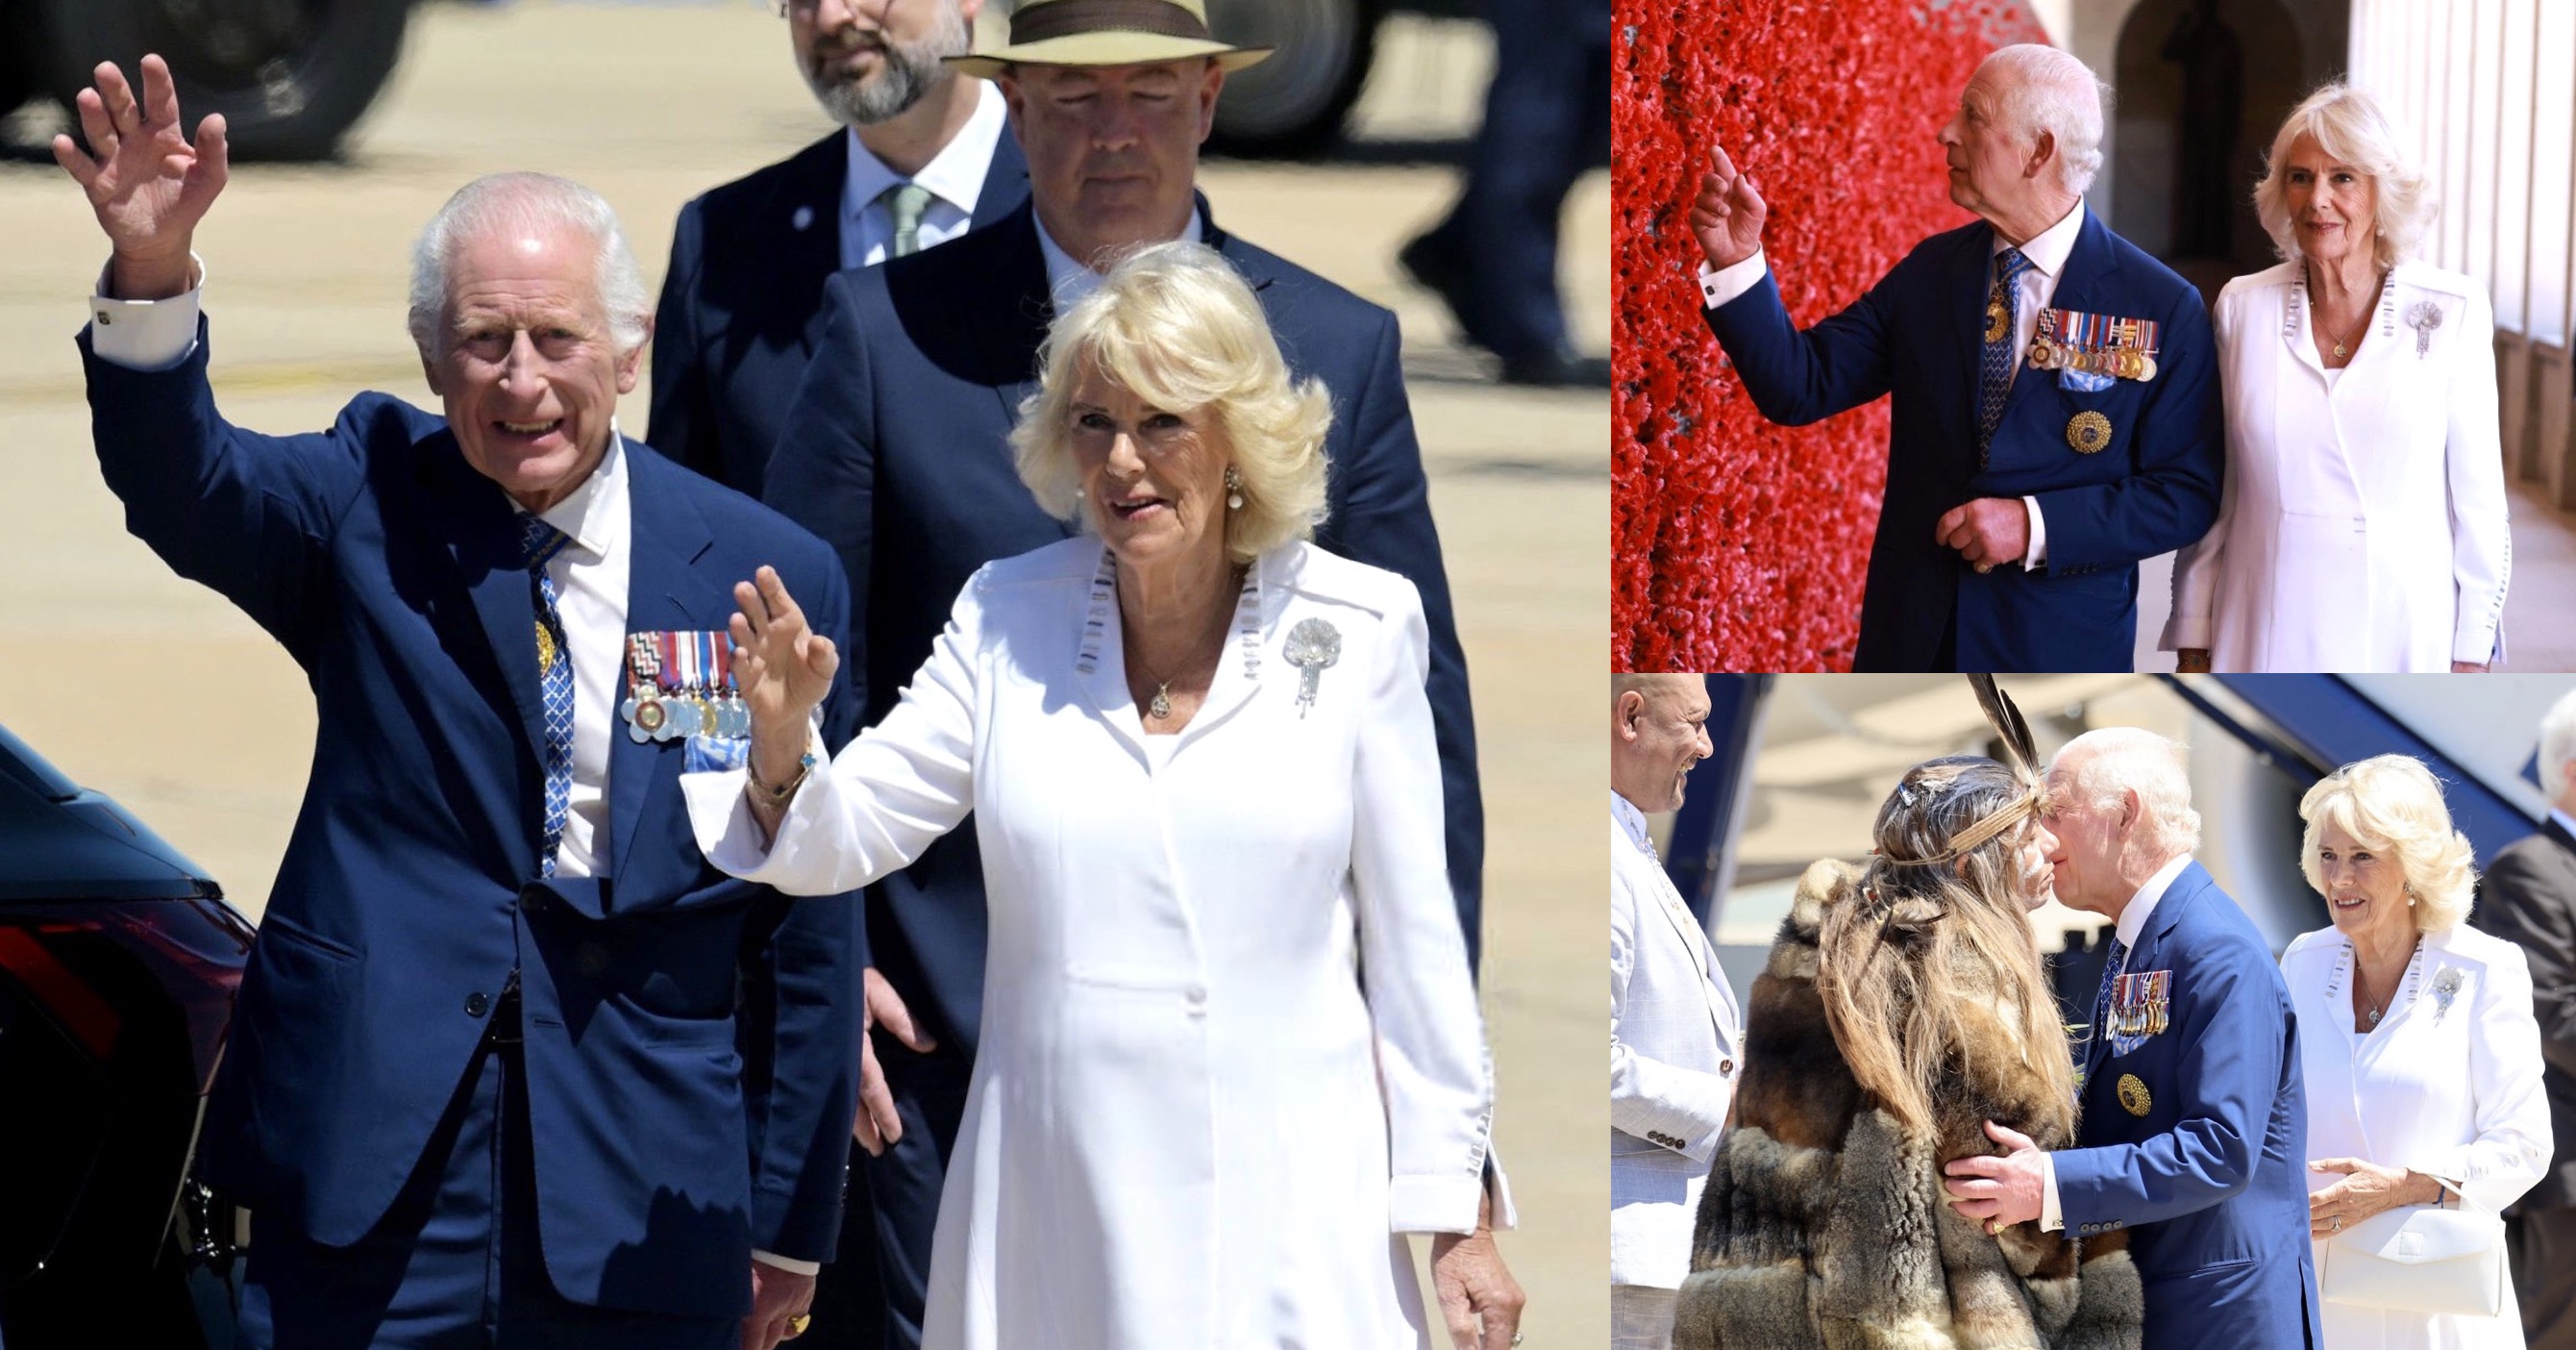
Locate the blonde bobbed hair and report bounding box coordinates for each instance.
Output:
[2253,82,2434,272]
[1010,242,1332,564]
[2298,755,2478,933]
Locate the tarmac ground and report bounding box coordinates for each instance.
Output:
[0,0,1608,1339]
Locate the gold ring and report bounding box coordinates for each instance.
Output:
[1975,562,1994,574]
[784,1312,812,1339]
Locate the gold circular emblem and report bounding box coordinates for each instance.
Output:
[2029,338,2058,369]
[2136,353,2158,381]
[634,695,666,734]
[2068,411,2114,454]
[1985,301,2009,343]
[2118,1073,2152,1116]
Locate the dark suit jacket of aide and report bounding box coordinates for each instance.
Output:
[752,195,1486,1058]
[648,129,1033,496]
[2475,816,2576,1212]
[82,321,865,1320]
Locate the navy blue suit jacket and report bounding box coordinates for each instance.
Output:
[753,197,1484,1057]
[82,324,863,1320]
[2054,862,2321,1349]
[1703,211,2223,671]
[648,130,1032,495]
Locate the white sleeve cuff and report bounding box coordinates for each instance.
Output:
[751,1249,821,1276]
[1696,250,1769,312]
[1486,1146,1518,1231]
[1388,1173,1487,1236]
[2021,496,2048,571]
[87,253,207,371]
[2041,1150,2065,1232]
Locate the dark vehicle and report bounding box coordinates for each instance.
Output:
[1205,0,1479,158]
[0,723,251,1348]
[0,0,411,161]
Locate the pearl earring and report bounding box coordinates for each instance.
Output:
[1225,466,1244,511]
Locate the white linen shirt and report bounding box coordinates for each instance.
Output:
[838,80,1009,270]
[1695,202,2091,572]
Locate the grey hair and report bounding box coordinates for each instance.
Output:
[2253,83,2432,271]
[1977,43,2112,196]
[2059,727,2202,863]
[406,173,651,358]
[2540,688,2576,806]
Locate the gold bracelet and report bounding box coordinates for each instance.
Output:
[747,751,817,810]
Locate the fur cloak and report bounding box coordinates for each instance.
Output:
[1672,861,2143,1350]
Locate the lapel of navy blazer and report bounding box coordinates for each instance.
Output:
[79,319,865,1318]
[2052,862,2321,1350]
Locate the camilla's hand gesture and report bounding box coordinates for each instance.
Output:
[1689,142,1769,273]
[51,55,229,300]
[731,566,839,748]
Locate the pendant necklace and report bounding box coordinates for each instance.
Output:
[1124,571,1243,723]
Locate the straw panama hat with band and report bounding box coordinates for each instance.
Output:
[946,0,1274,78]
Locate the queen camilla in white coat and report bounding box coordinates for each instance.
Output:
[680,243,1515,1350]
[2165,85,2510,673]
[2279,757,2551,1350]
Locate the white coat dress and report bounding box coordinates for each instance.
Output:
[682,537,1501,1350]
[2163,262,2511,670]
[2280,921,2553,1350]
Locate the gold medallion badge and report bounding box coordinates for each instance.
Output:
[1986,300,2010,343]
[534,620,558,672]
[2067,411,2113,454]
[2118,1073,2152,1116]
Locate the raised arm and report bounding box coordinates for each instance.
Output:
[1688,143,1901,427]
[681,564,978,895]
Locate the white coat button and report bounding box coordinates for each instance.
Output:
[1185,985,1208,1016]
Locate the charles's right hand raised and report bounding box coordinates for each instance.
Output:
[52,55,228,302]
[1689,143,1768,274]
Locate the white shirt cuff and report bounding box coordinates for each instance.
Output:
[2021,496,2048,571]
[2041,1150,2064,1232]
[1696,250,1769,312]
[87,253,207,371]
[752,1249,820,1276]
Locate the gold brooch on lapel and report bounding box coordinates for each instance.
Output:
[2067,411,2113,455]
[2117,1073,2152,1117]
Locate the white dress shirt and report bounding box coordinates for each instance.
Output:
[1611,790,1743,1289]
[1694,202,2092,572]
[2041,850,2195,1232]
[838,80,1009,271]
[1037,208,1206,309]
[85,263,813,1274]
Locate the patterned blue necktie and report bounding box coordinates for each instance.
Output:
[1978,246,2036,460]
[2090,936,2129,1052]
[520,515,576,877]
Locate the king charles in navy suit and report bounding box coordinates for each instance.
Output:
[58,61,857,1350]
[1945,728,2321,1349]
[754,1,1508,1341]
[648,0,1030,496]
[1689,44,2221,672]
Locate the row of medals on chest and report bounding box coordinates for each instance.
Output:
[1986,297,2160,382]
[613,632,749,743]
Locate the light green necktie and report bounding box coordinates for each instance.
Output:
[879,182,934,259]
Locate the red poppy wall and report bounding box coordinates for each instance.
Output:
[1613,0,2049,672]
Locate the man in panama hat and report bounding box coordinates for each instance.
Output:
[761,1,1522,1347]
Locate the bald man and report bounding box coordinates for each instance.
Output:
[1610,676,1742,1350]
